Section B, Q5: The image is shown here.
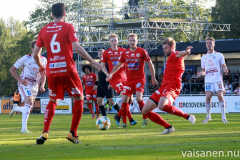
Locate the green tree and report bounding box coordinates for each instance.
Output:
[211,0,240,39]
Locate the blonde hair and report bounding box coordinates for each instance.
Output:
[205,37,215,43]
[162,37,176,49]
[127,33,138,40]
[108,34,118,40]
[98,49,105,52]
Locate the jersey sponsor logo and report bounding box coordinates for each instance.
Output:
[136,53,140,57]
[108,51,112,53]
[126,59,140,62]
[49,62,66,68]
[86,81,93,85]
[110,57,119,60]
[50,70,67,74]
[125,51,130,54]
[206,68,218,74]
[131,54,135,57]
[206,85,211,90]
[127,62,139,68]
[114,52,119,55]
[112,61,118,66]
[50,56,65,61]
[26,89,32,96]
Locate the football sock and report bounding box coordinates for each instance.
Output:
[70,100,83,137]
[99,105,106,116]
[121,103,128,124]
[21,104,32,131]
[138,100,147,119]
[95,103,99,116]
[113,103,120,112]
[87,103,94,115]
[145,111,171,128]
[118,107,122,117]
[219,100,226,119]
[162,105,189,119]
[205,101,211,118]
[43,101,57,133]
[126,109,133,121]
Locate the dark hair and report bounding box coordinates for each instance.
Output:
[82,64,92,73]
[52,3,65,18]
[31,40,37,49]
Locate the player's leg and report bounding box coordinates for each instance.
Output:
[92,90,99,118]
[142,97,173,134]
[135,83,147,127]
[215,82,228,123]
[97,84,107,116]
[86,94,95,118]
[20,96,34,133]
[202,83,214,124]
[118,92,130,128]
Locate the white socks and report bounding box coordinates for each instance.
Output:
[13,105,24,112]
[14,104,32,131]
[205,101,211,119]
[219,100,226,119]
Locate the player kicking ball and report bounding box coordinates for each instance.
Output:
[142,37,196,135]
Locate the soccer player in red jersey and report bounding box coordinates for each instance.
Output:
[107,33,158,128]
[142,37,196,134]
[101,34,137,126]
[33,3,102,144]
[82,64,99,119]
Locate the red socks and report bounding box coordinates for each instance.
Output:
[121,103,129,124]
[138,100,147,119]
[95,103,99,116]
[43,101,57,133]
[70,100,83,137]
[162,105,189,119]
[87,103,94,115]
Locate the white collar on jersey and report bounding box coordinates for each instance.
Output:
[207,51,216,55]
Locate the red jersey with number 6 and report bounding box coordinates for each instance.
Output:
[36,22,78,77]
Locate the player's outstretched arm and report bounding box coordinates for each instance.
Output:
[176,46,193,58]
[72,42,102,71]
[101,62,110,77]
[146,60,158,85]
[106,62,122,81]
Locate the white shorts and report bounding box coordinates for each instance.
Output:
[205,81,224,94]
[18,84,38,102]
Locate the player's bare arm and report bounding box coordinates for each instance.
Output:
[100,62,110,77]
[197,68,205,77]
[146,60,158,85]
[10,66,29,86]
[72,42,102,71]
[106,62,122,81]
[33,46,45,74]
[176,46,193,58]
[222,64,228,75]
[40,74,46,93]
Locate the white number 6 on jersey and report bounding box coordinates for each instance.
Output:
[50,33,61,53]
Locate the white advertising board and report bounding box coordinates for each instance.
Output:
[40,98,72,114]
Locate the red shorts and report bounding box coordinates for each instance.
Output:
[150,84,180,105]
[109,77,126,94]
[47,73,83,100]
[85,90,97,101]
[122,81,145,97]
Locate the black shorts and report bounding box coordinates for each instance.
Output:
[97,83,114,98]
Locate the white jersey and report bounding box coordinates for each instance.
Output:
[14,53,47,86]
[201,51,225,83]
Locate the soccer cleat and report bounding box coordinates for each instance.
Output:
[188,115,196,125]
[160,126,175,135]
[141,119,148,128]
[117,123,127,128]
[36,132,49,145]
[21,129,31,133]
[66,132,82,143]
[222,119,228,124]
[9,104,17,118]
[130,120,137,125]
[114,114,121,125]
[92,114,95,119]
[202,117,211,124]
[96,116,99,119]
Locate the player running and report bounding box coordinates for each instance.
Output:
[33,3,102,144]
[82,64,99,119]
[9,40,47,133]
[101,34,137,126]
[142,37,196,134]
[107,33,158,128]
[198,37,228,124]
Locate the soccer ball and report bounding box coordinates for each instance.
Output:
[96,116,111,130]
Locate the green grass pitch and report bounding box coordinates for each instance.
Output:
[0,113,239,160]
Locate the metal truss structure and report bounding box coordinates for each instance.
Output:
[73,0,231,53]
